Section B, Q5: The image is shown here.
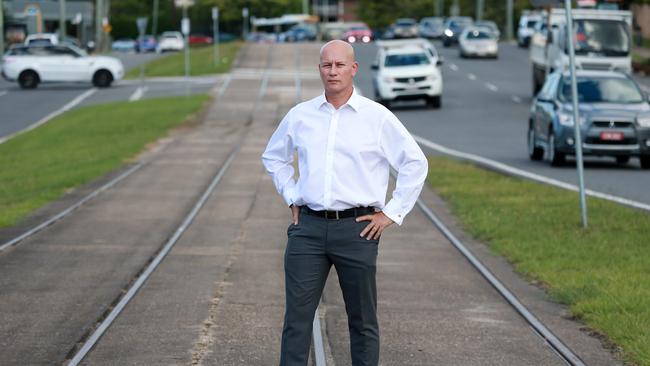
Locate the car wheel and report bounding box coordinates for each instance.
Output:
[427,95,441,109]
[528,128,544,161]
[640,155,650,169]
[93,70,113,88]
[615,155,630,165]
[443,40,450,48]
[18,70,39,89]
[547,131,565,166]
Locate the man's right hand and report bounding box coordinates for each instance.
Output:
[290,204,300,225]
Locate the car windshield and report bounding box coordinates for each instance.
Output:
[385,53,431,67]
[559,76,643,103]
[350,26,368,31]
[527,20,538,28]
[396,20,415,26]
[466,30,492,39]
[573,19,629,56]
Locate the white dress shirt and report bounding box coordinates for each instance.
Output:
[261,89,428,225]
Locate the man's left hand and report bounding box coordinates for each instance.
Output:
[356,211,394,240]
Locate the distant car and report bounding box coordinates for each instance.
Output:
[189,34,213,45]
[1,44,124,89]
[282,25,317,42]
[111,38,136,52]
[528,70,650,168]
[442,16,473,47]
[24,33,59,46]
[321,23,349,41]
[419,17,445,39]
[517,12,542,47]
[372,39,443,108]
[391,18,419,39]
[157,31,184,53]
[343,23,372,43]
[459,27,499,58]
[135,35,157,53]
[474,20,500,39]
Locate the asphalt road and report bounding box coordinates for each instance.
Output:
[353,41,650,208]
[0,51,213,140]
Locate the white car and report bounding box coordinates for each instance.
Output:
[372,39,443,108]
[24,33,59,46]
[517,12,543,47]
[157,31,184,53]
[459,27,499,58]
[1,44,124,89]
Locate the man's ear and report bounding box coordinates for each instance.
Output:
[351,61,359,76]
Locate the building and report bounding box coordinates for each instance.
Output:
[312,0,358,22]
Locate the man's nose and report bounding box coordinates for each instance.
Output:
[328,65,339,75]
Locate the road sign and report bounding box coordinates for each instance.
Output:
[174,0,195,7]
[181,18,190,36]
[242,8,248,17]
[136,17,148,34]
[212,7,218,21]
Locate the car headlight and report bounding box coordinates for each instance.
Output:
[558,113,586,126]
[382,76,394,83]
[347,36,356,43]
[426,74,437,81]
[362,36,370,43]
[444,29,453,37]
[637,115,650,128]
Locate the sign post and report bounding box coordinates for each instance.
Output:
[176,0,194,97]
[530,0,588,227]
[242,7,249,40]
[136,17,148,88]
[212,7,219,68]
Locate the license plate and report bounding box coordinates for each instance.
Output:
[600,131,624,141]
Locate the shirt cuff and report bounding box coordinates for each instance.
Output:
[382,199,404,226]
[282,185,298,207]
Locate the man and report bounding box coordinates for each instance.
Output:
[262,40,428,366]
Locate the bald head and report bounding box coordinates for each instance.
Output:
[319,40,355,63]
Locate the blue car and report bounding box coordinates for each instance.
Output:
[442,16,473,47]
[528,70,650,168]
[135,35,157,53]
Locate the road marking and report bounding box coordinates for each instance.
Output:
[412,134,650,212]
[512,95,522,103]
[467,73,477,81]
[485,82,498,92]
[0,90,7,97]
[449,63,459,71]
[0,88,97,145]
[128,86,148,102]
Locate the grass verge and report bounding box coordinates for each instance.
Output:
[426,156,650,366]
[125,42,241,79]
[0,95,210,228]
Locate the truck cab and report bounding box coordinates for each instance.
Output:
[530,8,631,95]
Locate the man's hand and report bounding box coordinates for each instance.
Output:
[290,204,300,225]
[356,211,394,240]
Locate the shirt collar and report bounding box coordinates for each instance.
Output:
[317,88,361,112]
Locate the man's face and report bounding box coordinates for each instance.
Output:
[319,43,358,95]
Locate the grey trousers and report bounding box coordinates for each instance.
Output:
[280,208,380,366]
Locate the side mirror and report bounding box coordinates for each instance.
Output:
[371,63,378,70]
[436,57,444,66]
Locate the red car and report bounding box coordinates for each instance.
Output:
[342,24,373,43]
[189,34,213,45]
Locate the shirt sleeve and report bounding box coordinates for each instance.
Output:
[261,109,299,207]
[379,112,428,225]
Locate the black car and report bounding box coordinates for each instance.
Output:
[528,70,650,168]
[442,16,473,47]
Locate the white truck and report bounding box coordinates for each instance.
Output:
[530,8,632,95]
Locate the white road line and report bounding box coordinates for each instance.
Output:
[449,63,459,71]
[0,90,7,97]
[467,73,477,81]
[128,86,147,102]
[485,82,498,92]
[512,95,522,103]
[0,88,97,145]
[413,134,650,212]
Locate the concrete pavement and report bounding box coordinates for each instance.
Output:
[0,43,624,365]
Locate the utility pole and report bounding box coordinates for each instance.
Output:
[152,0,159,37]
[303,0,308,14]
[476,0,483,20]
[506,0,513,40]
[59,0,66,39]
[0,0,5,55]
[435,0,443,17]
[95,0,103,52]
[212,7,219,67]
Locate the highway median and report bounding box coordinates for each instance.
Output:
[0,95,210,228]
[427,156,650,366]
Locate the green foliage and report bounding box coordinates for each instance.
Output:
[427,156,650,366]
[0,95,209,228]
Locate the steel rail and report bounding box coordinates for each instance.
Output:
[65,43,272,366]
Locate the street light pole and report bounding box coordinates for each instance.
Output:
[212,7,219,68]
[506,0,513,40]
[152,0,159,37]
[59,0,66,39]
[95,0,103,52]
[182,5,190,97]
[564,0,588,227]
[476,0,483,21]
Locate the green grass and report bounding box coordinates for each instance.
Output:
[426,156,650,366]
[125,42,241,79]
[0,95,209,228]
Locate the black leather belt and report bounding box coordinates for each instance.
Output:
[302,206,376,220]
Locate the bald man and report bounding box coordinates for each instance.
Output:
[262,40,428,366]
